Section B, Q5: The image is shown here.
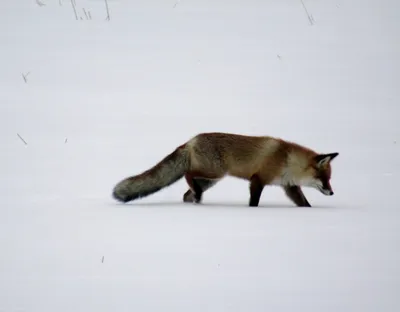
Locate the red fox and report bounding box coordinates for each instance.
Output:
[112,132,339,207]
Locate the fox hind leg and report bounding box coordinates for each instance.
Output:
[185,177,203,203]
[283,185,311,207]
[183,174,219,203]
[183,189,195,202]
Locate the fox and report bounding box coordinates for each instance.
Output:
[112,132,339,207]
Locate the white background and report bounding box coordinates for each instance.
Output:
[1,0,399,311]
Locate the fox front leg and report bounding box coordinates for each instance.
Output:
[283,185,311,207]
[249,175,264,207]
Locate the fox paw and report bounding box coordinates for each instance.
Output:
[183,190,195,203]
[183,190,202,203]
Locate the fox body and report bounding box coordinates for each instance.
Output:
[112,132,339,207]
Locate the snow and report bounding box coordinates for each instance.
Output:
[1,0,399,311]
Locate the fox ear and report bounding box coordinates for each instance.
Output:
[315,152,339,167]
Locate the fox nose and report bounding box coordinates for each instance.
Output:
[329,191,334,195]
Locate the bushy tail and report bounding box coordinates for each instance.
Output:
[112,145,189,203]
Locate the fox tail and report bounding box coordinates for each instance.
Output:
[112,145,189,203]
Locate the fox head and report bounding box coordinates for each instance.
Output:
[306,152,339,196]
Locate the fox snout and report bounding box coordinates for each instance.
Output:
[319,180,334,196]
[320,188,334,196]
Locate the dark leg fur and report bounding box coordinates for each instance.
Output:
[283,185,311,207]
[191,178,203,203]
[183,175,219,203]
[249,175,264,207]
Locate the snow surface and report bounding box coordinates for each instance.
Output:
[1,0,399,311]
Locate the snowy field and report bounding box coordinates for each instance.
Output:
[1,0,399,311]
